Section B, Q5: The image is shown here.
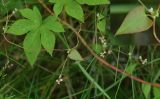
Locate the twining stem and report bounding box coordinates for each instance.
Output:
[152,4,160,44]
[38,0,160,87]
[153,19,160,44]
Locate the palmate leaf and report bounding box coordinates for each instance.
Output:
[7,7,65,66]
[116,6,153,35]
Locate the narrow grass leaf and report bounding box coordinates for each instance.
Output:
[77,63,111,99]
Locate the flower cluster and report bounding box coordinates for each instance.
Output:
[99,36,107,48]
[98,36,112,58]
[100,51,106,58]
[56,75,63,85]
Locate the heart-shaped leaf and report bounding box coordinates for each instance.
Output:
[68,49,83,61]
[116,6,153,35]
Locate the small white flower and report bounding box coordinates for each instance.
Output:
[138,56,147,65]
[2,27,5,30]
[99,36,107,48]
[14,8,18,11]
[139,56,142,60]
[97,13,100,17]
[56,75,63,85]
[100,51,107,58]
[148,7,153,13]
[12,11,15,14]
[108,50,112,55]
[142,59,147,65]
[103,43,107,48]
[67,49,71,54]
[128,52,132,56]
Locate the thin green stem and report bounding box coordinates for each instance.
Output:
[153,19,160,44]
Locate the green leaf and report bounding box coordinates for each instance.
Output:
[40,27,56,55]
[76,0,110,5]
[50,0,84,22]
[142,84,151,99]
[65,1,84,22]
[121,63,137,79]
[125,63,137,73]
[23,30,41,66]
[97,19,106,33]
[91,43,103,54]
[53,2,64,16]
[116,6,153,35]
[43,16,64,32]
[7,19,35,35]
[7,6,63,66]
[33,6,42,26]
[19,8,34,20]
[68,49,83,61]
[153,87,160,99]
